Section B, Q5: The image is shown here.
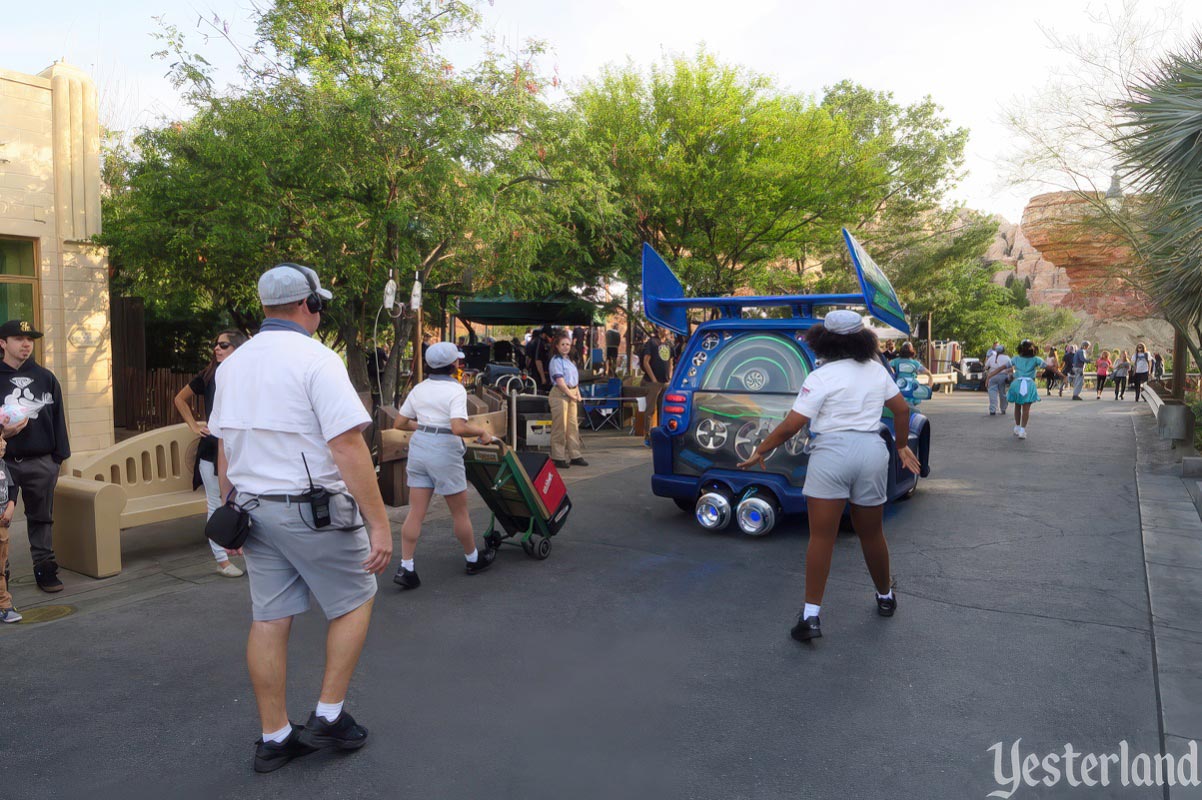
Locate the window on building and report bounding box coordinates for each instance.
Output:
[0,237,40,324]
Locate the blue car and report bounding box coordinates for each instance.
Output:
[642,228,932,536]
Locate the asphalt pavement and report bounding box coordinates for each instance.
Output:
[0,391,1181,799]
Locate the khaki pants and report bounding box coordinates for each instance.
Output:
[549,386,583,462]
[642,381,666,437]
[0,524,11,609]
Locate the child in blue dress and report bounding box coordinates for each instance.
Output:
[1006,339,1044,440]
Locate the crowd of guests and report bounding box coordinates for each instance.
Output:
[972,337,1167,441]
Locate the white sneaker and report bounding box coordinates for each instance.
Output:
[1013,425,1021,436]
[1018,427,1027,439]
[0,606,23,623]
[217,562,244,578]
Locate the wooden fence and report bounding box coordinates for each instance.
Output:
[121,367,201,432]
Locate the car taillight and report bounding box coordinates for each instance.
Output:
[665,394,686,403]
[664,405,685,414]
[667,419,679,431]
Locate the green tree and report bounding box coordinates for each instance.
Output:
[567,52,968,301]
[102,0,596,399]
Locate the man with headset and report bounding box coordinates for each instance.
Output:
[210,264,393,773]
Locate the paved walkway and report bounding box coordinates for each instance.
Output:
[0,391,1197,798]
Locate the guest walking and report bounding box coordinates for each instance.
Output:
[1094,351,1112,399]
[984,344,1012,416]
[1042,347,1061,396]
[1153,352,1165,381]
[1112,351,1131,400]
[1131,343,1152,401]
[1070,341,1091,400]
[175,329,249,577]
[736,310,920,643]
[1059,344,1076,397]
[1006,339,1045,439]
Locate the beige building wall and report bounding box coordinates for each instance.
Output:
[0,62,113,459]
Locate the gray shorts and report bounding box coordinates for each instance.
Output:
[406,430,468,495]
[803,430,889,507]
[239,493,378,621]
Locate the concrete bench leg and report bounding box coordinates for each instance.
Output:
[54,478,127,578]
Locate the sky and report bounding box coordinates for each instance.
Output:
[7,0,1199,221]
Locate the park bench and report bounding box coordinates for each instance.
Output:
[55,423,206,578]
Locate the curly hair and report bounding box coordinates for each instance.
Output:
[804,324,881,363]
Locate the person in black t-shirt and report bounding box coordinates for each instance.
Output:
[604,326,621,376]
[174,329,248,577]
[531,326,555,391]
[640,327,674,445]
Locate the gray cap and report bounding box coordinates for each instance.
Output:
[426,341,465,369]
[823,309,864,335]
[258,264,333,306]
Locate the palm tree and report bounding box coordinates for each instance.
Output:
[1120,35,1202,350]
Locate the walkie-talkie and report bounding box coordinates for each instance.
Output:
[301,453,332,528]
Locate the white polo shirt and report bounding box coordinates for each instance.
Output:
[398,377,469,428]
[209,330,371,495]
[792,358,900,433]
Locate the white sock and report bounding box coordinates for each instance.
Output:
[262,723,292,743]
[401,559,414,572]
[877,590,894,600]
[316,700,343,723]
[465,548,479,563]
[803,603,821,619]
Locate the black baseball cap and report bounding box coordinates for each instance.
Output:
[0,320,43,339]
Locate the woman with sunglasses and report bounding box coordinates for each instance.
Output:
[175,329,249,576]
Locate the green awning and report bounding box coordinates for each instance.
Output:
[455,291,603,326]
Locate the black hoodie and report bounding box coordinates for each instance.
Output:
[0,358,71,463]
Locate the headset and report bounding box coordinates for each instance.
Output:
[278,263,326,314]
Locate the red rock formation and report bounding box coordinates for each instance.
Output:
[1018,192,1152,319]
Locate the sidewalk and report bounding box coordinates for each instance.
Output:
[1134,403,1202,800]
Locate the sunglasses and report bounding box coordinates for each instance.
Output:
[214,342,233,350]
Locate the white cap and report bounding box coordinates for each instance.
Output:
[258,264,333,306]
[426,341,465,369]
[823,309,865,335]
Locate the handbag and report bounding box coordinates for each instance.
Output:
[205,493,254,549]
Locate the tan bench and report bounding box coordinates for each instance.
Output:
[55,423,206,578]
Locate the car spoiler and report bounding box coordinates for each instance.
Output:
[641,228,911,336]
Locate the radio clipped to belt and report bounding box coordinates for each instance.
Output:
[298,453,359,532]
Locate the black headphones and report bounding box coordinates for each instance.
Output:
[278,263,326,314]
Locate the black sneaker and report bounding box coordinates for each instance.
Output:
[553,460,571,469]
[392,566,421,590]
[465,547,496,575]
[33,560,63,593]
[569,458,589,466]
[876,593,897,617]
[254,725,317,773]
[297,711,369,751]
[790,615,822,642]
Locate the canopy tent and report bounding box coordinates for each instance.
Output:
[455,291,604,326]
